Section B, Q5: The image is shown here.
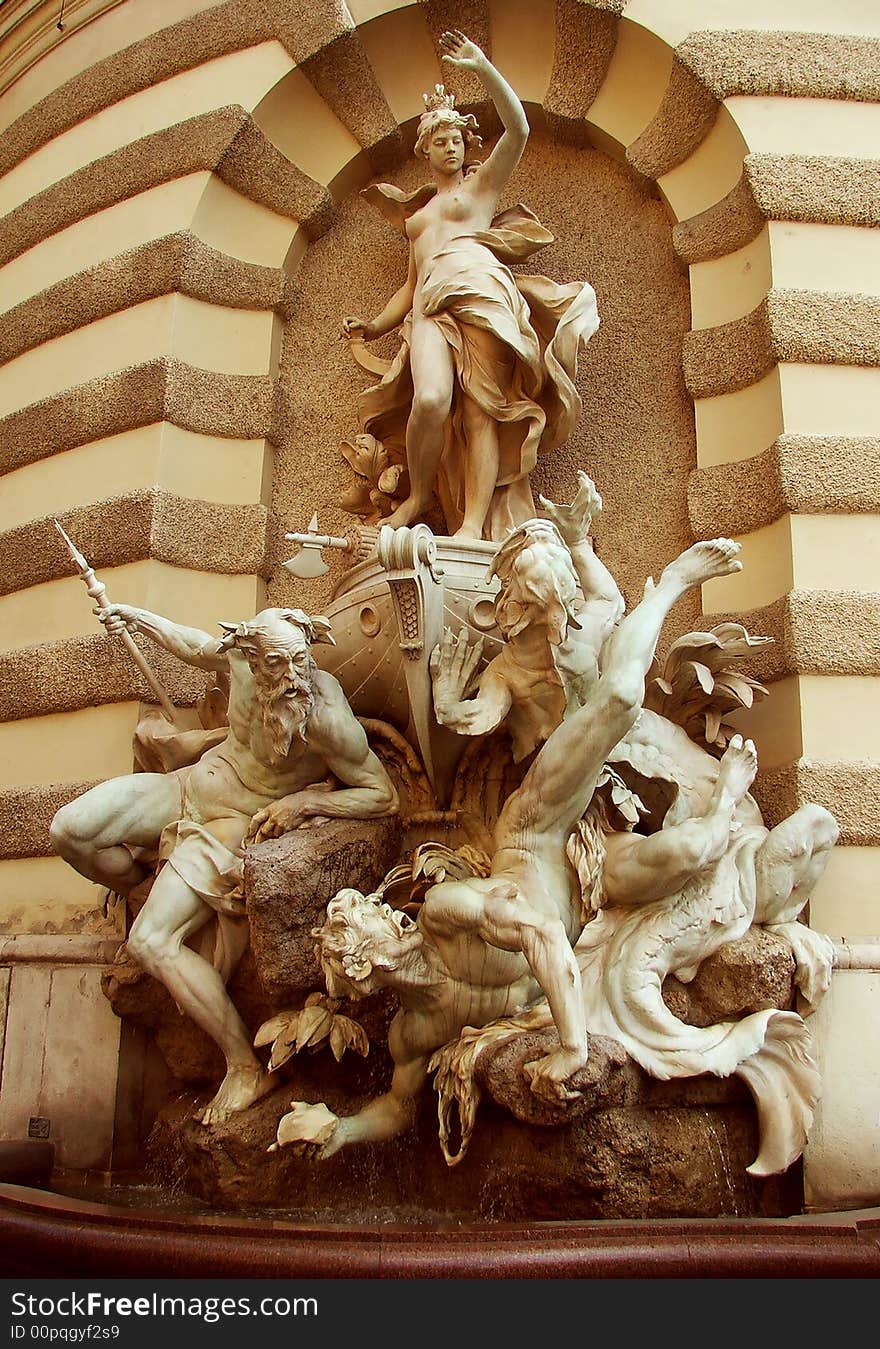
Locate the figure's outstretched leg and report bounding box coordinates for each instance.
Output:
[128,864,273,1124]
[382,319,454,529]
[754,804,839,925]
[600,538,743,706]
[754,803,839,1009]
[602,735,758,909]
[456,395,500,540]
[50,773,183,895]
[496,538,743,853]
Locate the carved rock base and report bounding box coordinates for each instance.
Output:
[114,840,804,1222]
[146,1058,801,1221]
[246,816,403,1004]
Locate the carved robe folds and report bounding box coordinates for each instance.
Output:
[359,199,600,540]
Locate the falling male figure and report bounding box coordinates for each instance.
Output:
[51,605,398,1124]
[281,537,743,1159]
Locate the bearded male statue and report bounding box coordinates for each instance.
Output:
[51,605,398,1123]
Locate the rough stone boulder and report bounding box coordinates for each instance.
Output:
[661,924,796,1026]
[143,920,805,1220]
[148,1061,800,1221]
[245,814,402,1004]
[476,924,798,1123]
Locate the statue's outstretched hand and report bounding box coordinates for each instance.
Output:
[269,1101,342,1161]
[522,1046,586,1105]
[439,29,487,71]
[430,627,484,710]
[538,470,602,548]
[342,315,374,341]
[96,602,140,636]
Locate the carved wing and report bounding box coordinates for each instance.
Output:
[360,182,438,233]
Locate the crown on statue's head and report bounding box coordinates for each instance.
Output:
[422,84,457,114]
[414,84,482,159]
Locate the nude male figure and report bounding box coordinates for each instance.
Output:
[432,474,837,1001]
[51,605,398,1123]
[279,538,742,1158]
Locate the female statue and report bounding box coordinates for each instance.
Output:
[342,30,600,541]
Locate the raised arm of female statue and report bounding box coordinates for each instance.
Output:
[439,29,528,195]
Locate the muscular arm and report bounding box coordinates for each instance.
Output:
[310,675,398,815]
[249,674,398,839]
[539,473,624,651]
[98,604,228,672]
[479,883,586,1073]
[570,540,625,647]
[323,1052,427,1156]
[424,878,587,1100]
[277,1047,426,1161]
[442,33,527,196]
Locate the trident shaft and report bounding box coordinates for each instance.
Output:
[53,519,180,725]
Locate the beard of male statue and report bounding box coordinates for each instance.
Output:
[244,632,317,767]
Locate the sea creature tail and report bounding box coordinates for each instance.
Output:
[736,1010,821,1176]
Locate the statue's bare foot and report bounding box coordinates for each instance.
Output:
[198,1063,275,1126]
[716,733,758,803]
[380,497,429,530]
[661,538,741,592]
[452,523,483,541]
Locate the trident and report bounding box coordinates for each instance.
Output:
[53,519,181,725]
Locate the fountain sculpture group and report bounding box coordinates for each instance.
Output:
[51,34,838,1219]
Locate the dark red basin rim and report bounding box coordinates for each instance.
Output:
[2,1185,879,1278]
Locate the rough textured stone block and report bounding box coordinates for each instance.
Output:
[245,815,403,1004]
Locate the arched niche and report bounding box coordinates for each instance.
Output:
[264,125,702,628]
[177,4,770,632]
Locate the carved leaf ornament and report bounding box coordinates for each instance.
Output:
[254,992,369,1070]
[645,623,772,750]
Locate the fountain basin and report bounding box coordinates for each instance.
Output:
[2,1183,879,1277]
